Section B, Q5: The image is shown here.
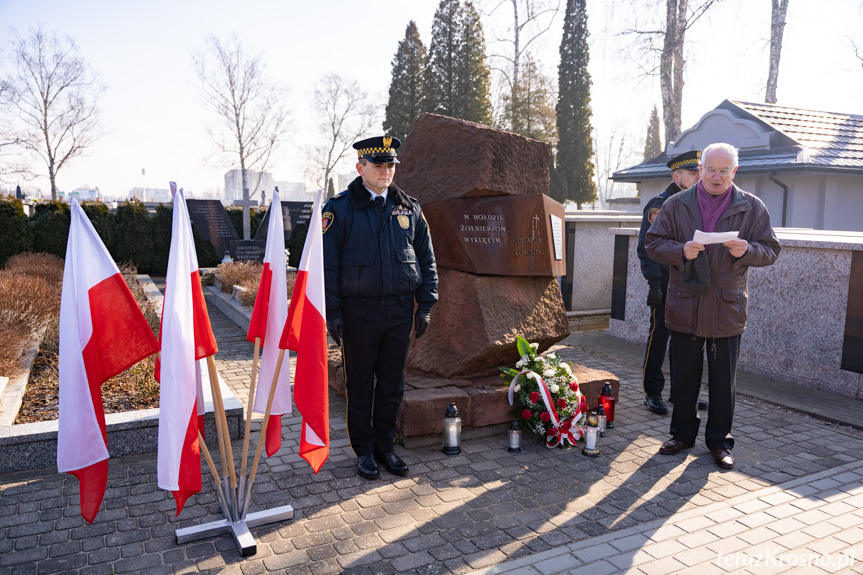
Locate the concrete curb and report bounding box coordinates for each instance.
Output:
[205,284,253,332]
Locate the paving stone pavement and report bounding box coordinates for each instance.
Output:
[2,300,863,574]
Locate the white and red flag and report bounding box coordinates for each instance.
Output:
[157,184,218,516]
[58,199,159,523]
[279,189,329,473]
[246,190,292,456]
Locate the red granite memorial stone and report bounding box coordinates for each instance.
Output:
[394,113,550,201]
[326,114,599,437]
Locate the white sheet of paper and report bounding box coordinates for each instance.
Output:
[693,230,739,244]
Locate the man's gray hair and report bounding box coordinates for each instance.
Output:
[701,143,739,167]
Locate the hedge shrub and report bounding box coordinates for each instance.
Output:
[113,199,155,273]
[30,201,70,259]
[226,205,264,239]
[81,201,115,252]
[0,197,32,267]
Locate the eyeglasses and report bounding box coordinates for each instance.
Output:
[704,167,731,177]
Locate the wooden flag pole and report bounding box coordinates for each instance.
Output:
[205,359,231,488]
[198,431,221,484]
[246,348,286,490]
[240,338,261,479]
[207,355,238,489]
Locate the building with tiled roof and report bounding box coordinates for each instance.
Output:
[612,100,863,232]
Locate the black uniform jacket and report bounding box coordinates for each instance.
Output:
[637,181,681,285]
[322,176,438,321]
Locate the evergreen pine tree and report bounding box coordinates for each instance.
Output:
[456,2,492,125]
[554,0,596,208]
[644,105,662,161]
[425,0,492,124]
[327,177,335,201]
[502,55,557,143]
[425,0,461,116]
[384,21,428,140]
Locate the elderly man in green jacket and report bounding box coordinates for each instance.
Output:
[645,142,781,470]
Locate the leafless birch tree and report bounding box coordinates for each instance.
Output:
[305,74,377,195]
[621,0,718,146]
[483,0,562,131]
[765,0,789,103]
[194,33,291,239]
[3,25,103,199]
[593,125,637,208]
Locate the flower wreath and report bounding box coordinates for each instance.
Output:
[500,336,588,448]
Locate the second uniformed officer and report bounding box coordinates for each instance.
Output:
[637,150,701,415]
[322,135,438,480]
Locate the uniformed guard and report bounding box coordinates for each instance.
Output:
[322,135,438,480]
[637,149,705,415]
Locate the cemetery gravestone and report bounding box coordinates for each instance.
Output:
[254,201,313,243]
[186,199,238,261]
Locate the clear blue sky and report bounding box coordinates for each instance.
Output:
[1,0,861,200]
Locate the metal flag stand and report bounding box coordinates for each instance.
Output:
[174,348,293,556]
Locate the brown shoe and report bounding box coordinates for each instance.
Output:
[712,449,735,469]
[659,439,694,455]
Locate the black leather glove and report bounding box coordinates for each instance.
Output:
[646,283,663,308]
[414,310,431,339]
[326,317,343,346]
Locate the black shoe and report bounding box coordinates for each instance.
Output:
[357,454,379,480]
[374,451,409,476]
[644,394,668,415]
[698,400,708,410]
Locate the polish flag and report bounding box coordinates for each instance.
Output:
[157,185,218,516]
[246,191,291,456]
[58,199,159,523]
[280,189,329,473]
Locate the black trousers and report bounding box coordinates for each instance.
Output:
[341,295,413,457]
[642,302,670,397]
[668,331,739,451]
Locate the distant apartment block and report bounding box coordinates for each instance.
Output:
[128,187,172,203]
[224,169,276,206]
[225,169,310,205]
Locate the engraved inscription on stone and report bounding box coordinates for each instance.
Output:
[422,194,565,277]
[187,199,239,259]
[230,239,267,262]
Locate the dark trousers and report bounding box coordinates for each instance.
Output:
[642,302,670,397]
[341,295,413,457]
[669,331,739,451]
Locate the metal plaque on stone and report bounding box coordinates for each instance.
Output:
[421,194,566,277]
[186,199,239,260]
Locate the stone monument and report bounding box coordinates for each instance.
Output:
[327,114,619,439]
[395,113,570,378]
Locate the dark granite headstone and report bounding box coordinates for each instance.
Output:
[254,201,313,242]
[186,199,239,260]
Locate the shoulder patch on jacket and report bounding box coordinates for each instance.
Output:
[322,211,334,234]
[647,207,661,224]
